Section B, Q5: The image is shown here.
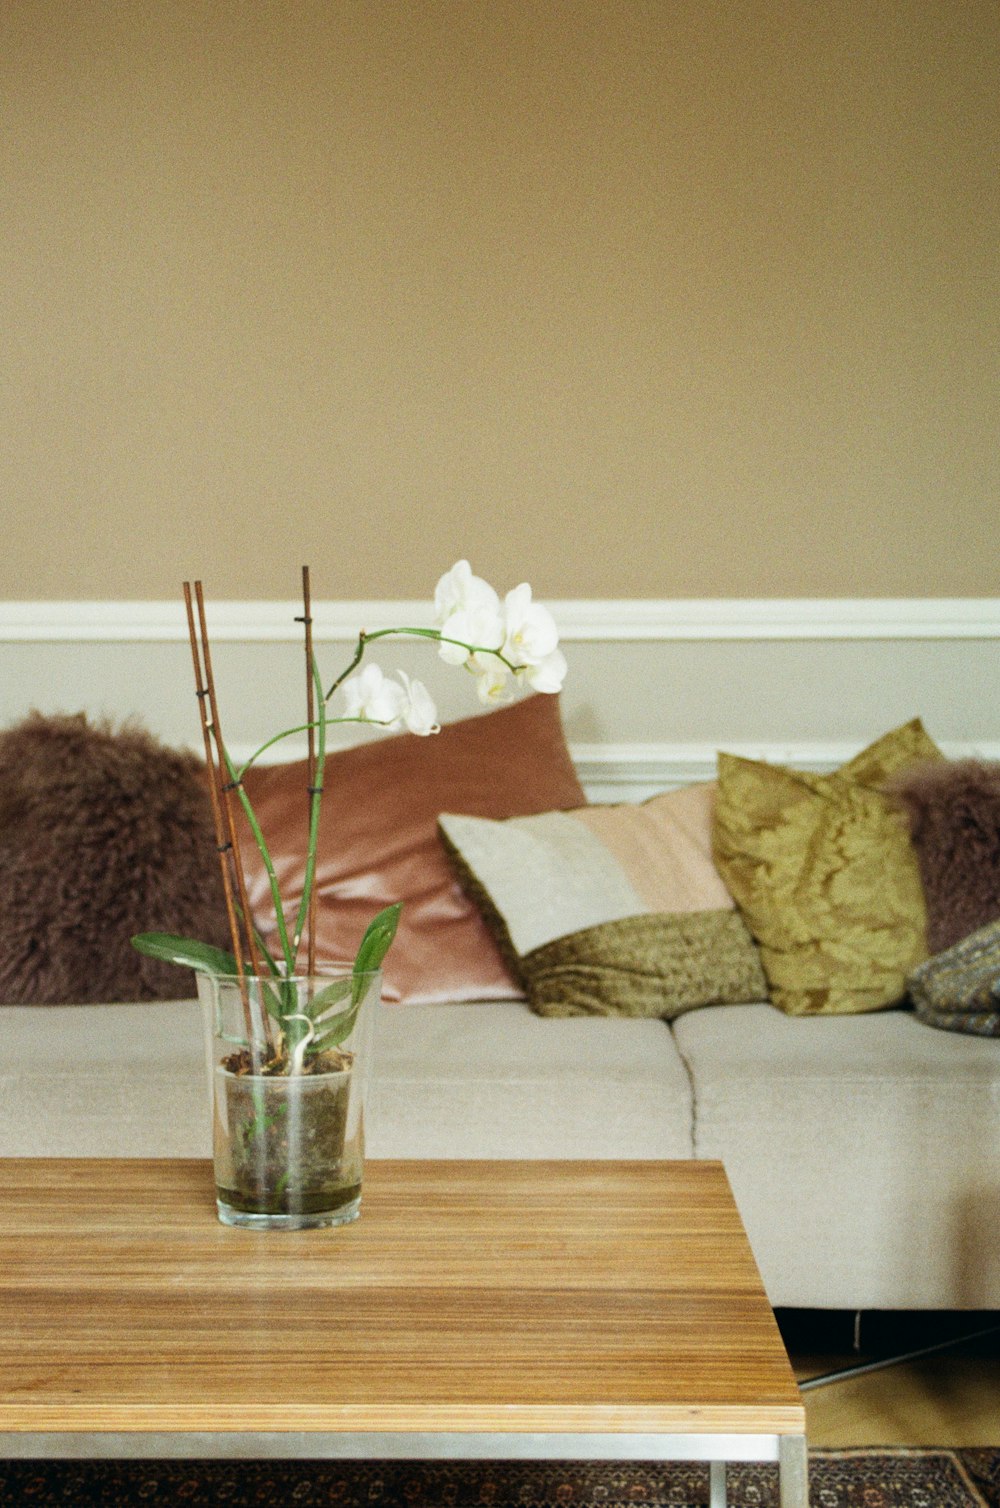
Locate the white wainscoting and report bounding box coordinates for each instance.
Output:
[1,599,998,799]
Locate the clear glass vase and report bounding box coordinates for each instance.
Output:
[196,968,381,1230]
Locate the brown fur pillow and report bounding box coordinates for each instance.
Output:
[889,758,1000,954]
[0,712,231,1003]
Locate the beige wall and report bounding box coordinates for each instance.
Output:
[3,0,997,601]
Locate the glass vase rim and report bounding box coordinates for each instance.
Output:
[195,965,382,984]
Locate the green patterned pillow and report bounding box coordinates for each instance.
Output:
[438,783,767,1019]
[713,719,944,1016]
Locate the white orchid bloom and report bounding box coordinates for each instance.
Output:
[397,672,440,736]
[501,584,560,669]
[433,559,500,626]
[430,559,565,700]
[437,601,506,668]
[521,646,568,694]
[474,661,512,704]
[341,663,405,725]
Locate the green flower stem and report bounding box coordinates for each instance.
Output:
[237,721,314,775]
[236,716,394,778]
[233,903,281,979]
[323,626,519,701]
[438,633,518,672]
[222,746,295,978]
[324,630,369,702]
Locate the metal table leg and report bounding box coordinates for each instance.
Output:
[779,1434,809,1508]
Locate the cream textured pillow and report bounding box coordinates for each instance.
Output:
[439,783,767,1018]
[712,719,944,1017]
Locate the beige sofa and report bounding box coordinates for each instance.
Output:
[4,992,999,1312]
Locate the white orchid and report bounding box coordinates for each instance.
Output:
[340,664,405,726]
[433,559,500,625]
[434,562,505,671]
[430,560,566,694]
[436,600,506,668]
[501,583,560,669]
[473,661,512,704]
[397,672,440,736]
[341,664,440,737]
[521,646,568,693]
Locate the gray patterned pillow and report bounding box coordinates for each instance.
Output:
[907,919,1000,1036]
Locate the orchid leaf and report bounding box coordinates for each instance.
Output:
[306,978,358,1051]
[130,932,237,977]
[311,993,363,1051]
[310,1011,358,1052]
[260,980,288,1024]
[304,906,401,1057]
[353,903,402,978]
[307,976,354,1020]
[310,1022,357,1054]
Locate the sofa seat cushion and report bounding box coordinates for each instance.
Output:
[367,1002,694,1159]
[0,999,694,1164]
[672,1003,1000,1309]
[0,1001,208,1156]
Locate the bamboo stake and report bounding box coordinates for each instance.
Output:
[193,585,267,974]
[301,566,318,977]
[183,582,256,1054]
[192,582,271,1063]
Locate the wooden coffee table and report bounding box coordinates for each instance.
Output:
[0,1158,807,1507]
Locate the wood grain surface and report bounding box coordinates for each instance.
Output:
[1,1158,804,1435]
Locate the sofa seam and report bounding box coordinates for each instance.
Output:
[669,1022,700,1158]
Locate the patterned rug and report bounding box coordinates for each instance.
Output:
[0,1449,998,1507]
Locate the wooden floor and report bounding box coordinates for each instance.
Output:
[780,1310,1000,1448]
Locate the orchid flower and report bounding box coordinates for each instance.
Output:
[521,646,568,694]
[397,672,440,735]
[430,560,566,693]
[501,584,560,669]
[433,559,500,624]
[341,664,441,737]
[436,601,506,667]
[340,664,405,725]
[473,661,512,704]
[434,560,506,670]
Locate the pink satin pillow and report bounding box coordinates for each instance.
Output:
[239,694,585,1004]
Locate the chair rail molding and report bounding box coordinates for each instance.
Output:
[218,737,1000,801]
[4,597,998,799]
[568,739,1000,800]
[2,597,1000,643]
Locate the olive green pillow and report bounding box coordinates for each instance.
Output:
[712,720,944,1016]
